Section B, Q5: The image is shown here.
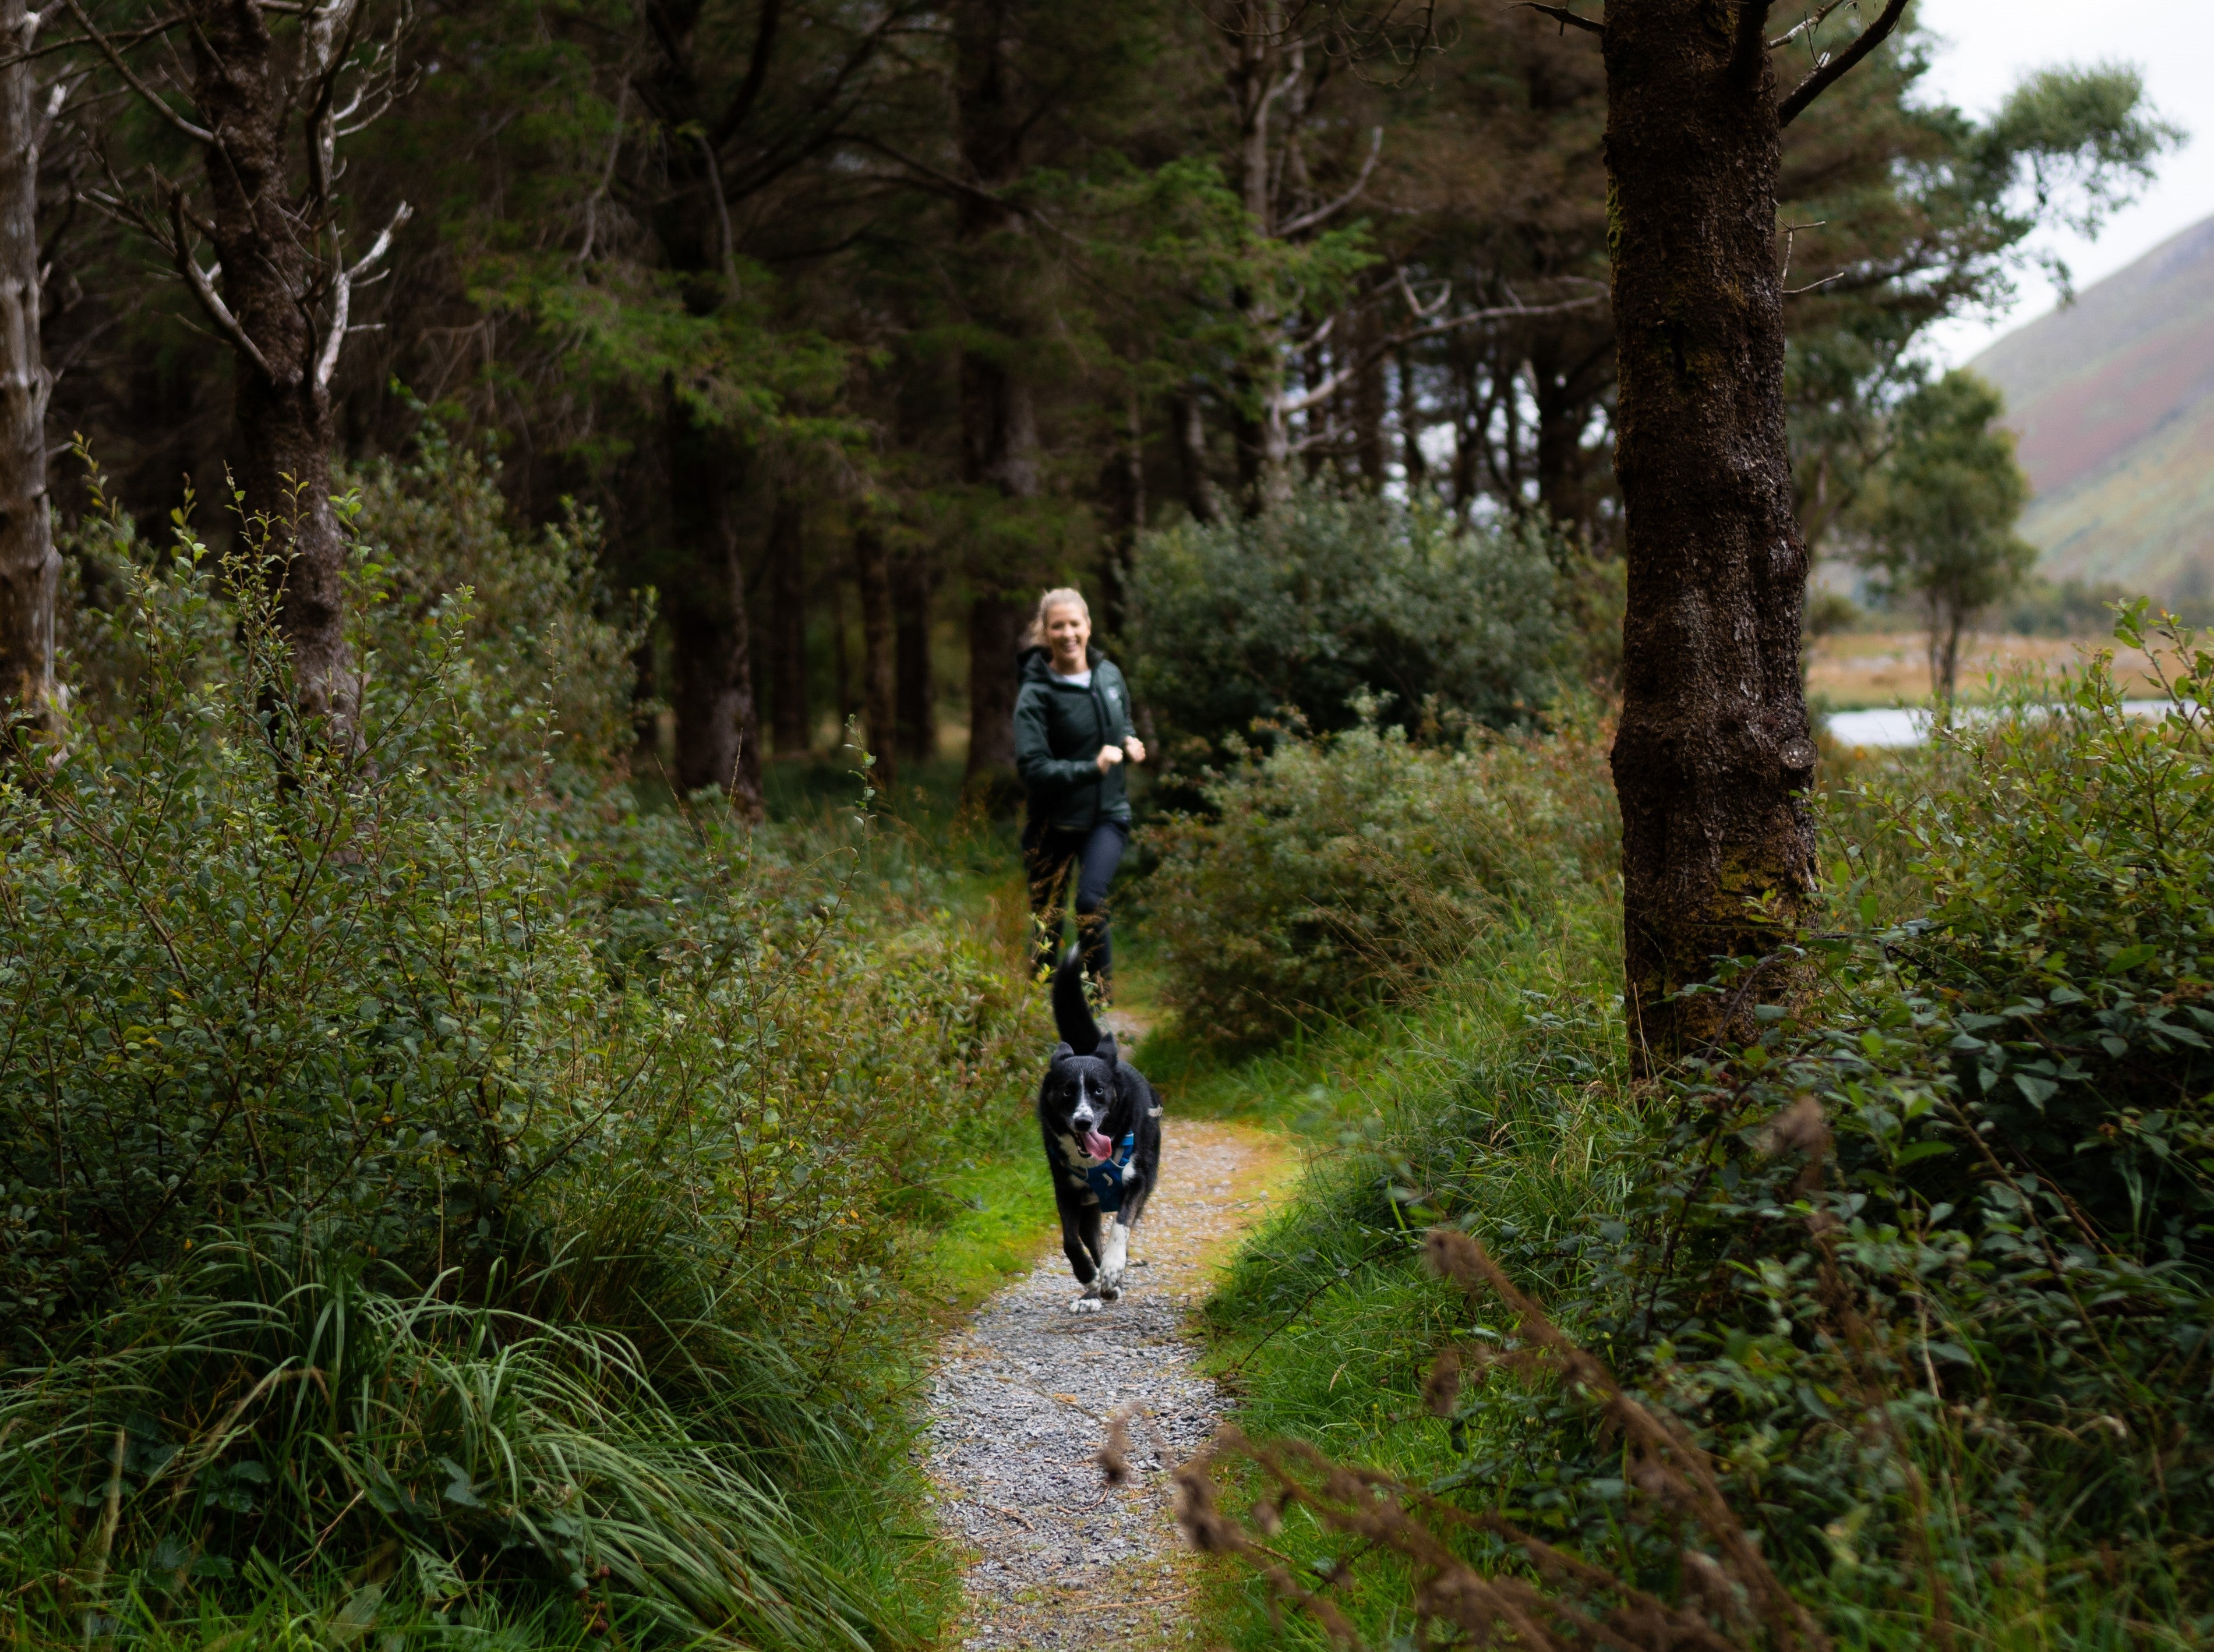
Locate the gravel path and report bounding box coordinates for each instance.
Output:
[926,1116,1287,1650]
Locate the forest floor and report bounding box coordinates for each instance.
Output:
[923,1067,1294,1651]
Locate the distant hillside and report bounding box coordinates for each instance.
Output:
[1971,216,2214,600]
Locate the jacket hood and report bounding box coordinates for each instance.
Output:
[1018,643,1106,683]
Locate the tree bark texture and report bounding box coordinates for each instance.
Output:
[1171,390,1219,525]
[893,551,937,763]
[1098,387,1143,643]
[186,0,355,734]
[1531,329,1616,536]
[958,350,1033,790]
[1604,1,1818,1068]
[766,494,810,754]
[853,521,898,790]
[1351,306,1387,489]
[964,589,1023,788]
[0,0,56,732]
[830,558,856,734]
[954,0,1034,799]
[665,405,763,816]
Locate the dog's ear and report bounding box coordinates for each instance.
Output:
[1094,1031,1118,1066]
[1049,1041,1076,1067]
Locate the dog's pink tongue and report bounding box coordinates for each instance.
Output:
[1083,1129,1113,1162]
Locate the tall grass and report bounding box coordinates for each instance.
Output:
[2,1232,920,1651]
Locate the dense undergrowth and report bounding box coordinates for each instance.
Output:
[0,451,1047,1650]
[1179,613,2214,1650]
[1139,705,1616,1048]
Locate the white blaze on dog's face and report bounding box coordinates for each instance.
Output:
[1048,1040,1120,1161]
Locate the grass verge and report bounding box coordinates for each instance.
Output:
[1176,889,1639,1650]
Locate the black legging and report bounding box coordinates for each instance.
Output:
[1023,817,1129,981]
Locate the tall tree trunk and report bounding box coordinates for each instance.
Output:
[1397,348,1426,491]
[0,0,56,734]
[1929,599,1964,704]
[830,553,856,735]
[629,632,660,767]
[665,404,763,816]
[187,0,355,735]
[853,520,898,790]
[954,0,1036,801]
[1605,2,1818,1069]
[965,586,1023,789]
[766,494,809,754]
[958,351,1034,791]
[1351,307,1387,489]
[1171,390,1220,525]
[1099,386,1143,643]
[1530,330,1616,539]
[893,551,937,763]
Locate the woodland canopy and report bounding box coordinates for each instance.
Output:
[15,0,2177,787]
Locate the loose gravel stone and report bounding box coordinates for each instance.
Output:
[927,1117,1286,1650]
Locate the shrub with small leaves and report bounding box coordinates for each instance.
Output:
[1131,482,1570,770]
[0,479,1041,1648]
[1144,705,1616,1045]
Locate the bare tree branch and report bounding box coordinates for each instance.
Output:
[707,0,779,148]
[315,199,409,389]
[1776,0,1908,129]
[57,0,210,143]
[1767,0,1849,51]
[1396,263,1452,321]
[166,189,272,381]
[0,9,185,70]
[1280,293,1603,416]
[694,132,739,298]
[1276,123,1382,236]
[1515,3,1601,37]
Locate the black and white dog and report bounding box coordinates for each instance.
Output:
[1037,949,1163,1314]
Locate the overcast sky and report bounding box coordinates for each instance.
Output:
[1908,0,2214,366]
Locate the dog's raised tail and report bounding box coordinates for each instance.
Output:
[1052,947,1102,1055]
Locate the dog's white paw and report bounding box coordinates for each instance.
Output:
[1068,1294,1104,1315]
[1095,1226,1129,1303]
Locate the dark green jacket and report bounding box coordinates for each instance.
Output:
[1014,646,1135,832]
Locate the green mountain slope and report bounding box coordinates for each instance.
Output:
[1971,215,2214,598]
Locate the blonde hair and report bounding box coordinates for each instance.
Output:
[1023,587,1091,650]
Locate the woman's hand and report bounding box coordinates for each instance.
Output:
[1095,744,1125,773]
[1123,736,1146,764]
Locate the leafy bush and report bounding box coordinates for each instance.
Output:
[0,493,1039,1646]
[1131,484,1569,766]
[351,427,643,788]
[1144,706,1616,1046]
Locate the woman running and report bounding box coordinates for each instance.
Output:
[1014,588,1145,992]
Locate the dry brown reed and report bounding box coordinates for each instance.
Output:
[1174,1229,1831,1652]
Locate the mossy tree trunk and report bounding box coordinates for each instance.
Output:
[1604,0,1830,1067]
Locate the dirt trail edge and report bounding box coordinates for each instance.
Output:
[926,1116,1289,1650]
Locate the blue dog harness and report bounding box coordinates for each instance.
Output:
[1084,1134,1138,1213]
